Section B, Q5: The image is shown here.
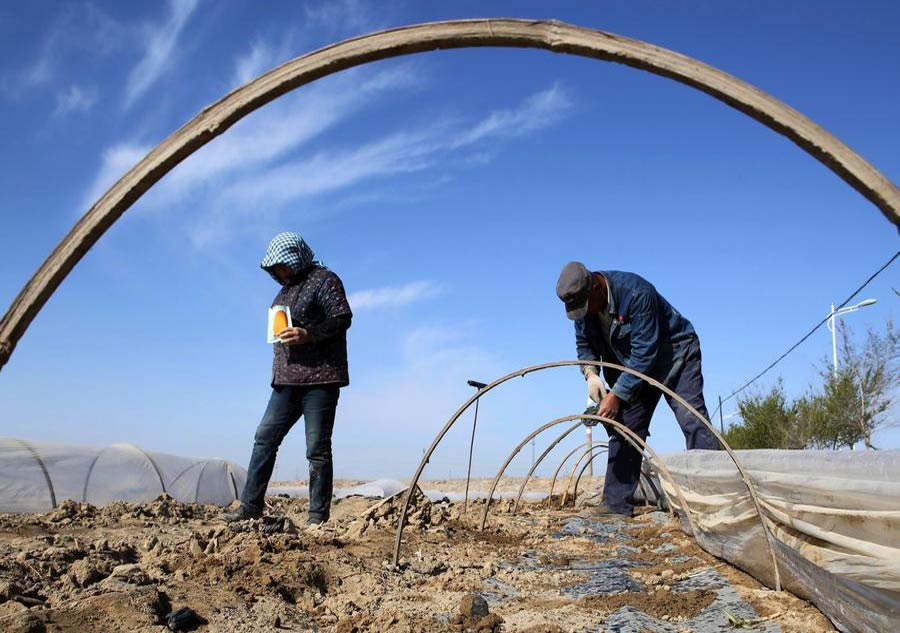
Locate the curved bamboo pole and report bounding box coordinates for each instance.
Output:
[511,429,602,515]
[2,18,899,370]
[167,460,204,489]
[560,443,609,507]
[569,446,659,509]
[547,441,607,509]
[193,461,210,503]
[11,438,57,510]
[478,414,696,538]
[123,444,167,496]
[81,446,109,503]
[638,461,664,509]
[391,360,783,591]
[636,472,651,507]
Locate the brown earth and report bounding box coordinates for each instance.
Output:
[0,479,836,632]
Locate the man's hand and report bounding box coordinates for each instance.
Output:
[586,373,606,404]
[598,392,620,420]
[278,327,310,345]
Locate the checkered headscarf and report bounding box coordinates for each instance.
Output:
[260,232,318,282]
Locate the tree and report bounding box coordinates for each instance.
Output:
[804,321,900,449]
[724,320,899,450]
[724,380,805,449]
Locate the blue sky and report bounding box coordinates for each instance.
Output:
[1,1,898,481]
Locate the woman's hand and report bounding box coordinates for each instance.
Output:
[278,327,310,345]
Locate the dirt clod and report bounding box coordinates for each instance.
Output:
[459,592,489,620]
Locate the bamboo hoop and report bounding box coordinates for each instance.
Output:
[476,413,696,536]
[546,440,607,509]
[391,360,783,591]
[560,443,610,508]
[511,430,603,515]
[569,445,661,511]
[478,420,583,527]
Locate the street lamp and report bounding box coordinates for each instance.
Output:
[827,299,877,376]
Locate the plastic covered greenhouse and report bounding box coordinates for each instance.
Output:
[0,437,246,513]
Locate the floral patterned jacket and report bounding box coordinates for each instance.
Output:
[271,266,352,387]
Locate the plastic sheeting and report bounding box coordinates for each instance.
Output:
[0,437,246,512]
[271,479,549,502]
[662,449,900,633]
[271,478,409,501]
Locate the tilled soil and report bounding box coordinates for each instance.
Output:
[0,484,835,632]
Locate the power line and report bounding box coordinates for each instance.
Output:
[714,249,899,416]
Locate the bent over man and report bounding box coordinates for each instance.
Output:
[555,262,719,517]
[225,232,352,525]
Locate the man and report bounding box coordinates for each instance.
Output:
[225,232,352,524]
[555,262,719,517]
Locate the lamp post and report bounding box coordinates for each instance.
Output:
[827,299,877,376]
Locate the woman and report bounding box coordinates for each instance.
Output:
[224,232,352,524]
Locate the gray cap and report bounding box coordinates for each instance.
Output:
[556,261,593,320]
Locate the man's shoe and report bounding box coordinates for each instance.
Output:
[588,503,634,518]
[221,505,262,522]
[306,516,326,526]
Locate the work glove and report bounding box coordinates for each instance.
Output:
[582,366,607,404]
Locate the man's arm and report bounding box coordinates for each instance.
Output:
[575,319,607,404]
[610,290,661,402]
[575,319,598,364]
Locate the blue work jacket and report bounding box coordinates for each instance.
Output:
[574,270,698,403]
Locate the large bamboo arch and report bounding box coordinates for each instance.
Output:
[1,18,899,369]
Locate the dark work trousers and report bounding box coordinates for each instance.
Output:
[240,384,340,520]
[602,348,719,513]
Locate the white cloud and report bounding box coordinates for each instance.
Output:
[215,127,438,211]
[79,64,419,241]
[54,85,98,117]
[302,0,378,38]
[2,5,123,101]
[348,281,444,312]
[231,39,276,87]
[210,83,573,214]
[329,320,570,478]
[80,144,151,212]
[82,46,571,249]
[226,0,382,91]
[123,0,199,109]
[450,83,573,149]
[338,322,497,434]
[167,66,418,200]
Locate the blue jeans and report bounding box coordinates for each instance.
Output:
[240,385,340,520]
[602,347,719,513]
